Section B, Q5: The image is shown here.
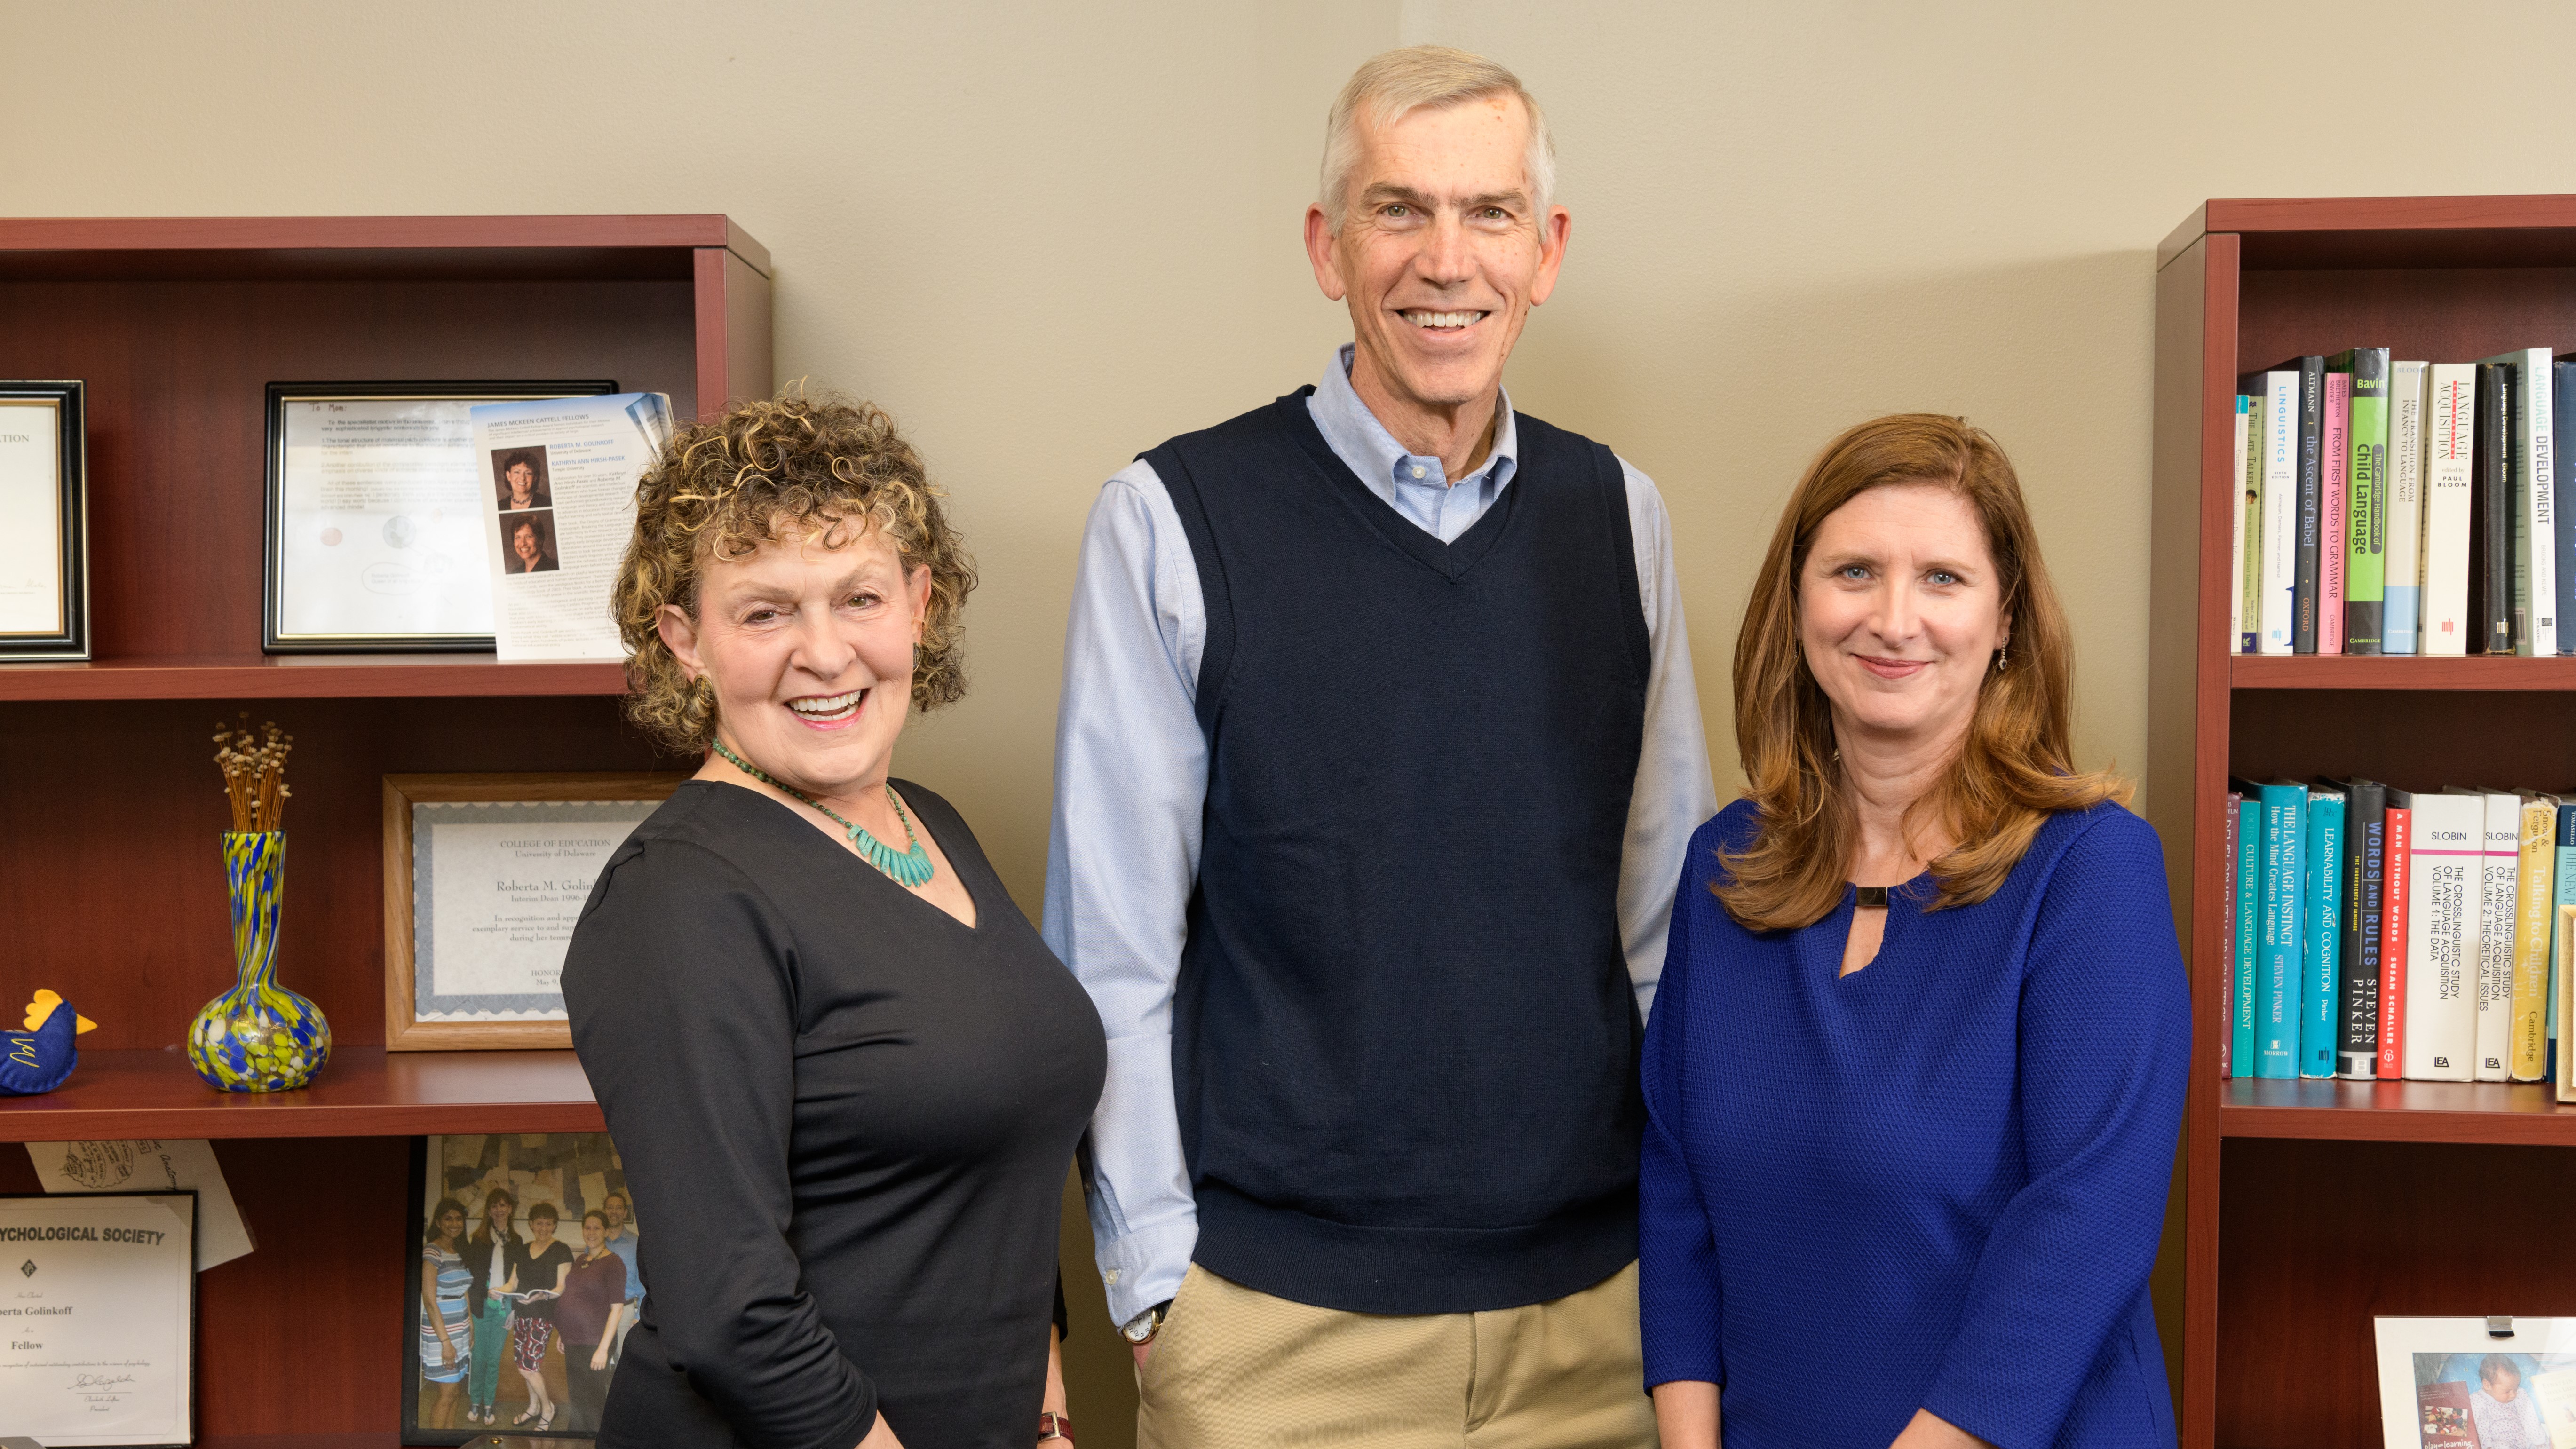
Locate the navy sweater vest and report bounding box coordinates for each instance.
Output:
[1145,389,1650,1314]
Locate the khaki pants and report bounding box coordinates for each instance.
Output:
[1135,1262,1658,1449]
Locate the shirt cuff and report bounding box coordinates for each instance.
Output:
[1096,1217,1197,1326]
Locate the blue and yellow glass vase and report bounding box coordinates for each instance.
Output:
[188,831,331,1092]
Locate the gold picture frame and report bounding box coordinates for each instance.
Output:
[383,772,687,1050]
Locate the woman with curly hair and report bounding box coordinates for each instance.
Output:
[1640,415,2187,1449]
[561,394,1104,1449]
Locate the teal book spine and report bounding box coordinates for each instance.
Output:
[2235,795,2261,1075]
[2259,782,2307,1079]
[2302,788,2347,1077]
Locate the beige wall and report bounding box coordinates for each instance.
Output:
[19,0,2576,1441]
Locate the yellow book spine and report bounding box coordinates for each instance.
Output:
[2511,797,2556,1081]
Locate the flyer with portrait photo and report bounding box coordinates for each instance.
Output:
[472,392,672,660]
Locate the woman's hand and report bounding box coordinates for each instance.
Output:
[1888,1408,1993,1449]
[856,1412,904,1449]
[590,1343,611,1371]
[1041,1325,1070,1440]
[1651,1380,1719,1448]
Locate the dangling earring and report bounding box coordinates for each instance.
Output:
[1994,642,2010,672]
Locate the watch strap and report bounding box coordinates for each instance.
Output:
[1038,1409,1074,1444]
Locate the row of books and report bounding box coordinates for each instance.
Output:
[2229,348,2572,657]
[2220,781,2576,1082]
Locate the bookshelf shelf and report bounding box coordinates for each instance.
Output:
[2230,654,2576,690]
[0,654,629,701]
[0,215,766,1441]
[0,1048,603,1142]
[2218,1078,2576,1144]
[2151,195,2576,1449]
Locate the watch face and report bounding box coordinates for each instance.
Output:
[1120,1309,1158,1343]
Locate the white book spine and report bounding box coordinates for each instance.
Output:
[2385,361,2427,654]
[2405,792,2484,1080]
[2529,350,2558,654]
[2467,790,2522,1081]
[2232,396,2251,652]
[2423,364,2476,657]
[2259,371,2299,654]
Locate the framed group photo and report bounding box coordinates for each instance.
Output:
[0,379,88,661]
[262,380,615,653]
[407,1133,642,1443]
[383,773,686,1050]
[2377,1317,2576,1449]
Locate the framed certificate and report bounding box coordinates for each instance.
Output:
[263,381,616,653]
[0,1191,197,1448]
[0,380,88,662]
[383,773,688,1050]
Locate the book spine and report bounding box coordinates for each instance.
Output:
[2302,790,2345,1077]
[2512,798,2556,1080]
[2343,350,2389,653]
[2474,792,2520,1081]
[2340,782,2385,1077]
[2405,794,2481,1080]
[2553,803,2576,1071]
[2221,794,2237,1077]
[2557,361,2576,653]
[2235,795,2261,1077]
[2379,803,2411,1079]
[2321,369,2351,653]
[2424,364,2476,656]
[2293,359,2325,654]
[2259,784,2305,1078]
[2386,361,2426,654]
[2479,363,2514,653]
[2259,372,2300,654]
[2525,349,2558,655]
[2232,397,2252,654]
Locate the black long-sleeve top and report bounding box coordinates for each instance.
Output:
[563,780,1105,1449]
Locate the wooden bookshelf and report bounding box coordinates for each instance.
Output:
[0,215,767,1441]
[2152,196,2576,1449]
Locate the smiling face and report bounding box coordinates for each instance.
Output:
[1304,92,1568,426]
[602,1195,627,1228]
[528,1211,556,1243]
[484,1197,512,1233]
[436,1206,464,1244]
[1799,482,2009,754]
[512,520,540,567]
[506,461,535,505]
[656,517,929,803]
[581,1216,605,1253]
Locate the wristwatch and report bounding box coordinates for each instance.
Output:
[1037,1409,1074,1444]
[1118,1299,1175,1346]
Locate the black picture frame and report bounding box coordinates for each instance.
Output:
[0,1189,198,1448]
[0,379,89,662]
[263,380,617,654]
[404,1132,638,1444]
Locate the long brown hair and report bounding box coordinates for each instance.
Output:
[1716,414,2127,931]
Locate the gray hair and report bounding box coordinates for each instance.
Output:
[1318,45,1556,233]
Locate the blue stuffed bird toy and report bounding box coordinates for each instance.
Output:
[2,990,96,1095]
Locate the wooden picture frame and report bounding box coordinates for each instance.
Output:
[0,379,88,661]
[384,773,687,1050]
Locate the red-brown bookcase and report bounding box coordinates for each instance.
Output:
[2152,197,2576,1449]
[0,215,771,1444]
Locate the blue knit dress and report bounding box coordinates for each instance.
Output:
[1639,800,2189,1449]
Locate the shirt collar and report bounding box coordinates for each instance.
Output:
[1311,343,1518,492]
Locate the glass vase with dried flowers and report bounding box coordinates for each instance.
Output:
[187,715,332,1093]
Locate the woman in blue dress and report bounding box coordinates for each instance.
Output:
[1640,415,2188,1449]
[418,1196,475,1430]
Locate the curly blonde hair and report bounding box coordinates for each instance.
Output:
[614,393,976,753]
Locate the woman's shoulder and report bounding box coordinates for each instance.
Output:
[889,777,992,869]
[2013,799,2164,903]
[1680,799,1764,881]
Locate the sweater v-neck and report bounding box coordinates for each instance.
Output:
[1277,393,1520,583]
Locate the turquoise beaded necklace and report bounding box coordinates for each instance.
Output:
[708,737,935,888]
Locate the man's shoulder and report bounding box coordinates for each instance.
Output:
[1149,389,1314,463]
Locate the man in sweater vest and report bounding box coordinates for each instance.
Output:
[1046,44,1715,1447]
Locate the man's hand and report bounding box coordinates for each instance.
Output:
[1130,1338,1153,1369]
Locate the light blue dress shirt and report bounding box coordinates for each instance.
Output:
[1044,346,1718,1326]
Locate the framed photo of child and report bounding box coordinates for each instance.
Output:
[2376,1317,2576,1449]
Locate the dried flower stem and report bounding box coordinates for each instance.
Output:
[211,714,294,833]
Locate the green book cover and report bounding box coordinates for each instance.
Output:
[2334,347,2391,652]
